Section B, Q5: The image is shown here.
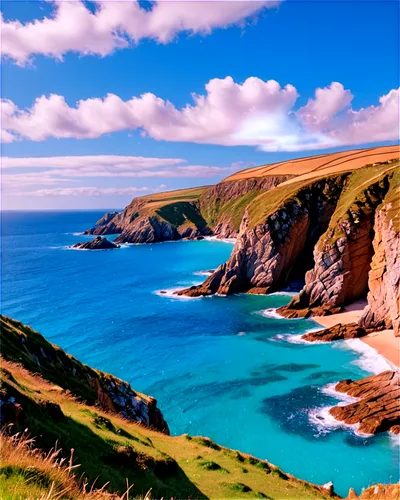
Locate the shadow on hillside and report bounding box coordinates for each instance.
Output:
[2,379,207,499]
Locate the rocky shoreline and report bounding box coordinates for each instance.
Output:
[329,371,400,435]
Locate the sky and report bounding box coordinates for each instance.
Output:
[1,0,399,210]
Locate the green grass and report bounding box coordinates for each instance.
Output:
[381,166,400,232]
[0,317,330,500]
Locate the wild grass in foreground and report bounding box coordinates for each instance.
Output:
[0,428,151,500]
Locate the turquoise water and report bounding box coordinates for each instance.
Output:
[2,211,399,496]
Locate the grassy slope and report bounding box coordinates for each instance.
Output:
[245,162,399,230]
[317,163,399,246]
[224,146,399,182]
[200,189,266,231]
[124,186,209,231]
[0,320,329,500]
[381,167,400,232]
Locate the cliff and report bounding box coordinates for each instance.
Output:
[199,175,292,238]
[279,164,396,318]
[358,168,400,335]
[178,157,399,338]
[85,146,398,247]
[0,315,168,433]
[85,186,211,243]
[0,315,334,500]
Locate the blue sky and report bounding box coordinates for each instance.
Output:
[1,0,399,209]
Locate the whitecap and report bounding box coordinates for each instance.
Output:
[336,338,397,374]
[154,288,200,300]
[203,236,236,244]
[193,270,214,276]
[308,406,363,436]
[320,383,360,405]
[269,290,298,297]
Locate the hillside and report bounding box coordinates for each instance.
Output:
[178,156,400,337]
[85,186,210,243]
[0,315,333,500]
[85,146,399,243]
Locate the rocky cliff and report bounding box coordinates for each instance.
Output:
[178,174,348,297]
[278,165,395,318]
[329,370,400,435]
[199,175,292,238]
[358,169,400,336]
[179,160,400,338]
[85,187,211,243]
[0,315,169,433]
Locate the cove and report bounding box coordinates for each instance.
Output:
[2,210,399,497]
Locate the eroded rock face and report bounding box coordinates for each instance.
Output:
[280,175,391,318]
[178,176,346,297]
[329,370,400,435]
[358,179,400,335]
[115,216,179,244]
[347,483,400,499]
[301,323,369,342]
[72,236,120,250]
[85,211,119,234]
[199,176,293,238]
[0,315,169,434]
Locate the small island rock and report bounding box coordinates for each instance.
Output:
[72,236,120,250]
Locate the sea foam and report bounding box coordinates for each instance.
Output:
[338,338,396,374]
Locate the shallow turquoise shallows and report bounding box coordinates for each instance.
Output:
[2,211,398,496]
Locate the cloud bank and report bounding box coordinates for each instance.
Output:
[1,0,279,65]
[21,187,150,197]
[2,154,240,197]
[2,78,398,151]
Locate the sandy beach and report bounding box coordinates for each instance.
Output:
[312,300,400,368]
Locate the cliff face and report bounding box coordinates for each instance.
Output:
[0,315,169,433]
[199,175,292,238]
[279,168,393,317]
[178,175,346,297]
[180,162,399,338]
[85,187,211,243]
[358,170,400,336]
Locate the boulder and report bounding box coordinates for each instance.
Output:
[301,323,370,342]
[329,371,400,435]
[72,236,120,250]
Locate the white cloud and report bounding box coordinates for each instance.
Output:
[1,155,185,170]
[1,154,238,199]
[1,0,280,65]
[20,186,150,197]
[2,78,398,151]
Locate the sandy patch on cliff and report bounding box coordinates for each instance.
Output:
[312,300,400,368]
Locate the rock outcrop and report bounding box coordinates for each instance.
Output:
[199,175,292,238]
[347,483,400,499]
[279,169,393,318]
[85,211,119,234]
[329,370,400,435]
[177,175,346,297]
[302,323,370,342]
[72,236,120,250]
[0,315,169,434]
[84,187,212,244]
[358,170,400,336]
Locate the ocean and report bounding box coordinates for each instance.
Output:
[1,210,398,496]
